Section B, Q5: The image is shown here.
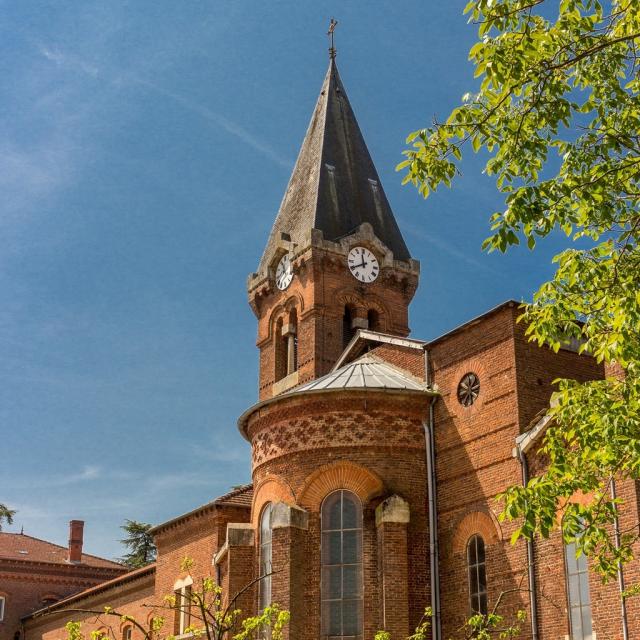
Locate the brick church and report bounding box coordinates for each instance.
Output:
[13,54,640,640]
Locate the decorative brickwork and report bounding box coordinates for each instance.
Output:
[451,511,501,554]
[298,461,384,510]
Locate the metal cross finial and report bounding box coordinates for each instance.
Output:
[327,18,338,59]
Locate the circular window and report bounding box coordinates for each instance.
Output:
[457,372,480,407]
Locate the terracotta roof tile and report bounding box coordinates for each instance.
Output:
[0,532,125,570]
[149,484,253,535]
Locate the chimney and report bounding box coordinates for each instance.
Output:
[68,520,84,563]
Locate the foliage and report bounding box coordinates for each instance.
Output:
[119,520,157,569]
[398,0,640,581]
[374,604,526,639]
[0,503,16,531]
[58,559,288,640]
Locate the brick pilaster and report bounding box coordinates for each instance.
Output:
[376,495,411,639]
[270,503,309,640]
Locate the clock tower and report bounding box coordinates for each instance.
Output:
[248,57,420,400]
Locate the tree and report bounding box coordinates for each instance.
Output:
[0,503,16,531]
[398,0,640,582]
[59,558,289,640]
[119,520,157,569]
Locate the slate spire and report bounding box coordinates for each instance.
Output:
[259,58,412,272]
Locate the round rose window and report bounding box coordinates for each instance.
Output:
[457,372,480,407]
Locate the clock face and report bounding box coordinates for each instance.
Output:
[347,246,379,283]
[275,254,293,290]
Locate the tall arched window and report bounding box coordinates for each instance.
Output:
[467,535,487,615]
[321,490,363,639]
[342,306,355,350]
[259,503,273,612]
[565,538,593,639]
[275,318,286,381]
[287,309,298,374]
[367,309,380,332]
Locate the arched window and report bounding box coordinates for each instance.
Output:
[122,626,133,640]
[467,535,487,615]
[0,595,5,622]
[259,503,273,612]
[275,318,286,381]
[321,490,363,639]
[367,309,379,332]
[342,306,355,350]
[287,309,298,374]
[565,538,593,639]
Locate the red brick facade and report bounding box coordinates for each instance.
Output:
[0,527,126,640]
[19,57,640,640]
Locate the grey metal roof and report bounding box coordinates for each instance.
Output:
[291,354,428,393]
[258,58,412,272]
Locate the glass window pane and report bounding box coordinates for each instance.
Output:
[580,573,591,605]
[581,607,593,640]
[327,601,342,635]
[342,495,358,529]
[477,564,487,592]
[476,536,485,563]
[323,566,342,599]
[568,574,581,607]
[576,549,588,573]
[468,536,477,565]
[323,531,342,565]
[342,600,361,636]
[565,542,577,574]
[570,606,582,640]
[343,565,361,598]
[479,593,488,615]
[326,494,342,530]
[342,530,359,564]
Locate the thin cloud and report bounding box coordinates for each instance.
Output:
[34,43,292,171]
[128,75,293,170]
[0,465,103,490]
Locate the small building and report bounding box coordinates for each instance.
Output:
[0,521,126,640]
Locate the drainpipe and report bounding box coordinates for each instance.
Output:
[424,348,441,640]
[610,479,629,640]
[514,446,539,640]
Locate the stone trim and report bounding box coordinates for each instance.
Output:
[271,503,309,530]
[251,476,296,528]
[375,495,410,527]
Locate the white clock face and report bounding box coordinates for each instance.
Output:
[347,246,379,283]
[275,254,293,290]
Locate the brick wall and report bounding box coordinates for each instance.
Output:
[0,563,124,640]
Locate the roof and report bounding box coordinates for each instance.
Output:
[333,329,427,370]
[24,563,155,621]
[258,57,411,272]
[297,353,429,393]
[238,353,436,438]
[149,484,253,535]
[0,532,124,570]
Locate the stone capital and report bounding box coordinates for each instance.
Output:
[375,495,410,527]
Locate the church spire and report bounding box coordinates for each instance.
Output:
[257,56,412,273]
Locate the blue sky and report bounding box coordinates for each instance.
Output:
[0,2,566,560]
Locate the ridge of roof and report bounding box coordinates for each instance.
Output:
[24,563,155,621]
[0,531,124,570]
[257,58,411,273]
[333,329,427,371]
[149,484,253,535]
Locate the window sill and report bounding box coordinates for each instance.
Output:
[272,370,299,396]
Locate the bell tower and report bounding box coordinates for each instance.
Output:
[248,56,420,400]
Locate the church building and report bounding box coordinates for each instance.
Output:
[17,52,640,640]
